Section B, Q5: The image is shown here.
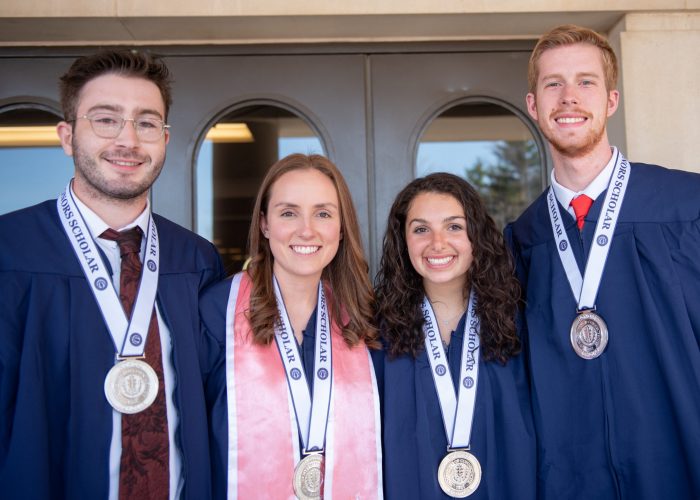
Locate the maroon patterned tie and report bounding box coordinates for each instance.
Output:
[101,227,169,500]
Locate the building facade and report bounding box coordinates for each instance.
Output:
[1,2,698,271]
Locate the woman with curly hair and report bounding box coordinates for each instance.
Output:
[375,173,535,499]
[201,154,382,499]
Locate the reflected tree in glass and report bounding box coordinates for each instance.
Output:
[416,102,545,229]
[466,140,541,228]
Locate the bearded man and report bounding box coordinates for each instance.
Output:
[506,24,700,500]
[0,50,223,499]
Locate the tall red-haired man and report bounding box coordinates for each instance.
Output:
[507,24,700,499]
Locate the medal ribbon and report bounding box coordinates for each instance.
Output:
[273,276,332,454]
[421,290,480,449]
[547,149,631,310]
[57,182,159,357]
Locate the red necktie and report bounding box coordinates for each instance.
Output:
[101,228,169,500]
[570,194,593,231]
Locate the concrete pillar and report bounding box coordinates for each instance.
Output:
[610,12,700,173]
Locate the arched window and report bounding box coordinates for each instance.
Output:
[0,105,73,215]
[416,100,544,228]
[195,103,325,273]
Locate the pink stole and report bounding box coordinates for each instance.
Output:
[225,272,382,499]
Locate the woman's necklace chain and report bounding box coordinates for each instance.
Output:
[438,309,464,326]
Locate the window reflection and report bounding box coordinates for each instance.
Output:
[196,104,324,274]
[0,107,73,215]
[417,102,543,228]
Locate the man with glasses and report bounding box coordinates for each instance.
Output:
[507,25,700,499]
[0,50,224,499]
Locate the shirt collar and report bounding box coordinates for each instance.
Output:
[70,182,151,241]
[550,146,618,208]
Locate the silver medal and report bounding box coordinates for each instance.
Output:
[293,453,324,500]
[104,359,159,414]
[570,310,608,360]
[437,450,482,498]
[544,152,631,363]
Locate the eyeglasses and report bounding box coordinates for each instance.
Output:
[74,112,170,142]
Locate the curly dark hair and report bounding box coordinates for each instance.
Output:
[375,172,520,363]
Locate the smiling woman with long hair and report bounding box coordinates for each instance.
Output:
[374,172,535,499]
[200,154,381,500]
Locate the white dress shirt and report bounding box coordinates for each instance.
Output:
[72,190,184,500]
[550,146,619,217]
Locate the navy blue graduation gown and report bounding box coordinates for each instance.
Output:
[199,278,320,500]
[0,200,224,500]
[377,313,536,499]
[506,163,700,499]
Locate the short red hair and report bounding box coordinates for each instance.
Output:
[528,24,618,93]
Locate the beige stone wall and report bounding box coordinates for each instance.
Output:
[0,1,693,45]
[1,0,689,17]
[612,12,700,173]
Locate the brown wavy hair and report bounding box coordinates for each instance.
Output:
[60,49,173,121]
[246,153,378,348]
[375,173,520,363]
